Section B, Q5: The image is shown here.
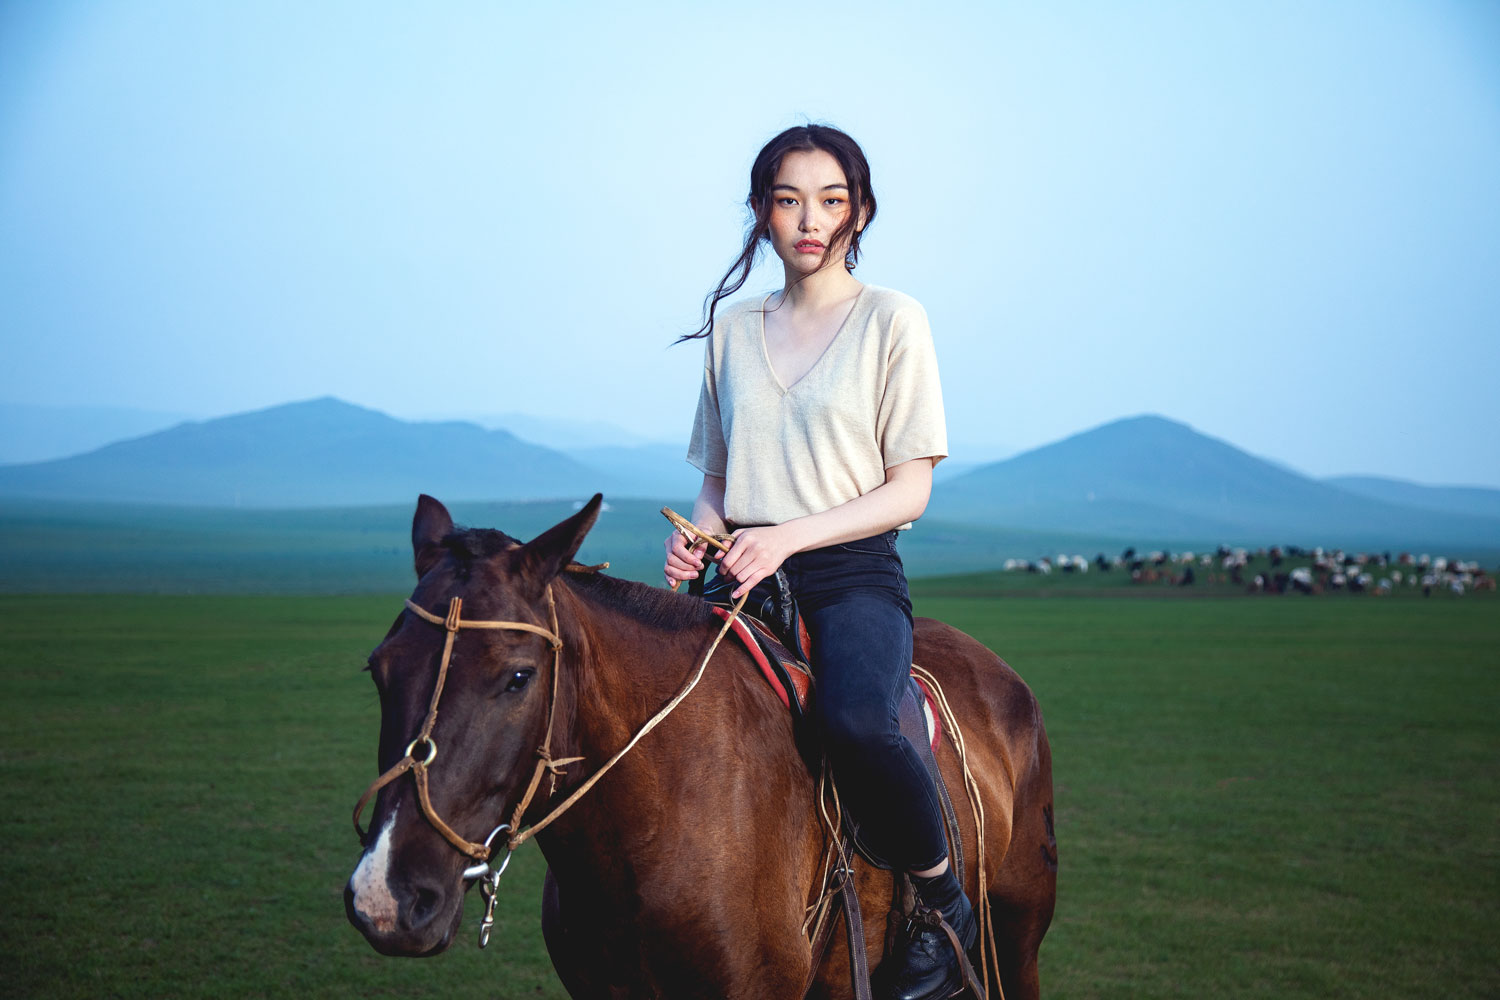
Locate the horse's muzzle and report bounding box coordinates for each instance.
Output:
[344,867,463,957]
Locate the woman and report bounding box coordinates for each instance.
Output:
[663,124,974,1000]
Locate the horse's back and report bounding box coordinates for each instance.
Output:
[913,616,1047,771]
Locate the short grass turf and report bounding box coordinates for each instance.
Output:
[0,592,1495,998]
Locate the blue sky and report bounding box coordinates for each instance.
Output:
[2,1,1497,485]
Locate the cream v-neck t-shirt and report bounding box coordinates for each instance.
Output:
[685,285,948,529]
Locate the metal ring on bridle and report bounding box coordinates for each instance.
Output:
[405,736,438,766]
[462,824,514,882]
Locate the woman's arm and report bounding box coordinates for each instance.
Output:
[663,474,728,587]
[717,457,935,599]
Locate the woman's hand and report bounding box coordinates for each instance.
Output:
[664,474,729,588]
[720,524,799,599]
[663,530,711,588]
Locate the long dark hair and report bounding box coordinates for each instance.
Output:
[677,124,877,343]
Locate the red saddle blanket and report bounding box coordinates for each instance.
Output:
[711,607,941,752]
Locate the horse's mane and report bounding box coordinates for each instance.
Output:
[563,568,716,632]
[437,527,521,581]
[441,526,714,631]
[442,527,520,561]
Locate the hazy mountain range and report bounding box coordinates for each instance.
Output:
[926,416,1500,549]
[0,399,617,508]
[1,397,1497,551]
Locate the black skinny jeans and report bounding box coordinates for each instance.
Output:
[725,530,949,872]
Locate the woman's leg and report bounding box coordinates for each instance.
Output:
[802,593,949,872]
[785,537,976,1000]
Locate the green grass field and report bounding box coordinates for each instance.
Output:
[1,590,1495,998]
[16,498,1486,595]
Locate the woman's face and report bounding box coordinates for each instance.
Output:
[762,149,861,276]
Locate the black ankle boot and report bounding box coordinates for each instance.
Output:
[912,867,977,952]
[875,867,978,1000]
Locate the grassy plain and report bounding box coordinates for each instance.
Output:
[21,497,1480,594]
[0,590,1495,999]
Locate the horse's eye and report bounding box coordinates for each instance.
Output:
[504,669,534,693]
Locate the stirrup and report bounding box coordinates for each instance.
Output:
[883,875,985,1000]
[911,907,985,1000]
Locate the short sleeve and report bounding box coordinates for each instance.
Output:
[685,339,728,477]
[876,304,948,468]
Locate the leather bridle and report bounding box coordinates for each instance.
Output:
[351,571,747,866]
[351,590,576,862]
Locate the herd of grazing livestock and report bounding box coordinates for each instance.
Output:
[1000,545,1495,596]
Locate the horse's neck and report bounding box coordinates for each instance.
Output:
[539,581,822,944]
[553,580,731,759]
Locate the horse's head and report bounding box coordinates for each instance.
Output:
[345,493,600,956]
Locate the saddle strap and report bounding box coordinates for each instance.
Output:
[802,889,842,998]
[800,837,873,1000]
[840,857,874,1000]
[932,913,987,1000]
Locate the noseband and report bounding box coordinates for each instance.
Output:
[351,590,576,863]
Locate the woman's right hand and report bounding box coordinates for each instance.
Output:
[663,531,711,589]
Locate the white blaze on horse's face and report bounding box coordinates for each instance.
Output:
[349,804,402,933]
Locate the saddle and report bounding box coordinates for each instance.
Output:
[696,568,812,716]
[692,568,956,871]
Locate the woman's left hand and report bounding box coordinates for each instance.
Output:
[719,525,799,600]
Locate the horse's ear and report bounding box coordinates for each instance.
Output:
[412,494,455,579]
[517,494,603,586]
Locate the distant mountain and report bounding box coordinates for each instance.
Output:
[4,401,1496,552]
[0,397,612,507]
[0,403,196,464]
[1324,475,1500,521]
[929,414,1500,549]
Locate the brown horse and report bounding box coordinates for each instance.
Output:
[345,495,1056,999]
